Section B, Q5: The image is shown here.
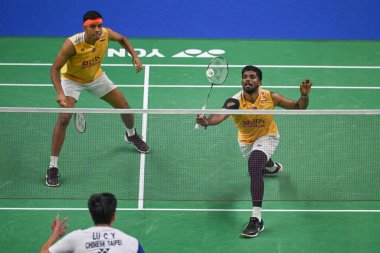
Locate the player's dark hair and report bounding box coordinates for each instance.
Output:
[83,11,103,23]
[242,65,262,81]
[88,193,117,225]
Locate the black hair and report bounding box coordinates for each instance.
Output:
[83,11,103,23]
[88,193,117,225]
[241,65,263,81]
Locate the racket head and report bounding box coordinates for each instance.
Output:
[206,57,229,85]
[74,113,86,133]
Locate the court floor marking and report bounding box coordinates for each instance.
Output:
[1,63,380,69]
[1,84,380,89]
[0,207,379,212]
[1,63,379,212]
[1,62,379,89]
[137,65,150,210]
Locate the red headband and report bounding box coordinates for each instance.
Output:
[83,18,103,27]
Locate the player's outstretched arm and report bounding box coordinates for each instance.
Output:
[271,79,312,109]
[196,114,229,128]
[50,39,76,107]
[107,28,142,73]
[39,214,69,253]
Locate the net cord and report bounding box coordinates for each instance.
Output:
[1,107,380,115]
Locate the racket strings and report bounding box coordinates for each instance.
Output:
[195,57,228,129]
[207,57,228,85]
[74,113,86,133]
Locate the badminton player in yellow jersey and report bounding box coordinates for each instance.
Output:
[196,65,312,238]
[46,11,149,187]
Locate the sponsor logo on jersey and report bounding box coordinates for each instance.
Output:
[81,56,101,69]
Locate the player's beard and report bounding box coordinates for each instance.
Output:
[93,32,102,40]
[85,30,102,44]
[243,82,259,94]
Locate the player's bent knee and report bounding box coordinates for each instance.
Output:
[249,150,268,162]
[248,150,268,175]
[58,115,72,128]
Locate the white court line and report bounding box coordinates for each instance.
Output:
[1,63,379,211]
[1,83,380,89]
[0,207,379,212]
[1,62,380,69]
[137,66,150,210]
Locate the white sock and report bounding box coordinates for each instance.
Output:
[49,156,59,168]
[126,128,136,137]
[252,207,262,221]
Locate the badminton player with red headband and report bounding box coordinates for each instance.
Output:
[46,11,150,187]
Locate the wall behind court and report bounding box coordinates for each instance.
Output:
[1,0,379,40]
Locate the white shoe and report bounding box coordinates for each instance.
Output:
[264,162,283,176]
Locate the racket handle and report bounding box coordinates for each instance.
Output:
[194,106,206,129]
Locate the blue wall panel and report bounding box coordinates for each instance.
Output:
[1,0,379,39]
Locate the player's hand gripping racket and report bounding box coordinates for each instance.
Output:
[74,113,86,133]
[195,57,229,129]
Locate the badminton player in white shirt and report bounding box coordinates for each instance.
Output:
[40,193,145,253]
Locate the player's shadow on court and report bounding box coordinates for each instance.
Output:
[111,145,147,155]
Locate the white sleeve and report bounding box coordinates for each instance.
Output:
[49,231,77,253]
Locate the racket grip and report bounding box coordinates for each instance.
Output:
[194,106,206,129]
